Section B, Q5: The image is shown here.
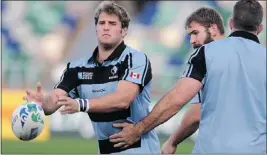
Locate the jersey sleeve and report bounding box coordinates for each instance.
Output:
[188,92,202,104]
[182,46,207,82]
[68,88,79,99]
[54,62,79,93]
[120,52,152,88]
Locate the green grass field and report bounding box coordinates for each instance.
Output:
[2,136,194,154]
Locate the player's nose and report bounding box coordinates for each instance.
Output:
[190,37,196,44]
[103,24,110,31]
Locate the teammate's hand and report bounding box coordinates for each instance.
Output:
[161,139,177,154]
[57,96,79,114]
[109,122,141,149]
[22,82,44,106]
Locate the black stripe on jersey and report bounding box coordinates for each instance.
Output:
[144,59,152,86]
[141,55,148,85]
[54,63,69,89]
[122,55,130,80]
[129,53,133,68]
[88,107,131,122]
[77,63,128,85]
[55,63,79,93]
[187,46,207,82]
[120,55,129,80]
[186,64,193,77]
[98,138,141,153]
[198,92,201,102]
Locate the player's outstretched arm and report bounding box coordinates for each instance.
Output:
[162,103,200,154]
[23,82,68,115]
[24,62,78,115]
[42,88,68,115]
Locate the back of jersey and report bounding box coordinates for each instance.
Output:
[193,31,266,153]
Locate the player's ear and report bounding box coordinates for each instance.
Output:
[121,27,128,37]
[209,24,219,37]
[256,24,263,35]
[229,18,234,31]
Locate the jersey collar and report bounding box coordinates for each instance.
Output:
[88,41,126,63]
[228,31,260,44]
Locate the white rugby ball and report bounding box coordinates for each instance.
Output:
[11,101,45,141]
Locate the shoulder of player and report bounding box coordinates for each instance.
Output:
[123,45,149,62]
[67,57,89,69]
[200,39,229,54]
[66,50,96,68]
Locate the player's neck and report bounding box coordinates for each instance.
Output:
[97,41,121,63]
[216,34,225,40]
[97,48,113,63]
[232,29,257,36]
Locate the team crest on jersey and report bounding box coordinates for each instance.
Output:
[109,66,118,79]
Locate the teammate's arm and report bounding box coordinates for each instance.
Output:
[162,94,201,153]
[169,103,200,145]
[109,46,206,147]
[162,103,200,153]
[135,46,206,139]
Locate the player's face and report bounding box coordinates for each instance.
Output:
[186,22,214,49]
[96,12,126,48]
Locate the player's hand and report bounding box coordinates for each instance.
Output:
[161,139,177,154]
[109,122,141,149]
[22,82,44,106]
[57,96,79,114]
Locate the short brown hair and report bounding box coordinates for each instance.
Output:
[185,7,225,35]
[232,0,263,31]
[94,1,131,29]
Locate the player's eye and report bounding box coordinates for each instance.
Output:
[109,22,116,25]
[192,31,198,35]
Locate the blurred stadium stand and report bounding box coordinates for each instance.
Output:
[2,1,266,152]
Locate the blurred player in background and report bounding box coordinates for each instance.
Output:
[161,7,225,154]
[109,0,266,153]
[23,1,160,154]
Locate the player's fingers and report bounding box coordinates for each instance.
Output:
[25,89,32,96]
[22,96,31,101]
[113,142,126,148]
[59,106,71,114]
[109,133,122,139]
[26,90,36,98]
[109,138,123,143]
[58,96,68,102]
[122,145,129,149]
[36,82,42,93]
[60,104,74,112]
[22,96,29,101]
[26,90,36,100]
[113,123,125,128]
[60,108,73,114]
[57,101,68,106]
[60,110,71,115]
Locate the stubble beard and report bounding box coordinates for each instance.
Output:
[193,29,214,49]
[102,43,114,51]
